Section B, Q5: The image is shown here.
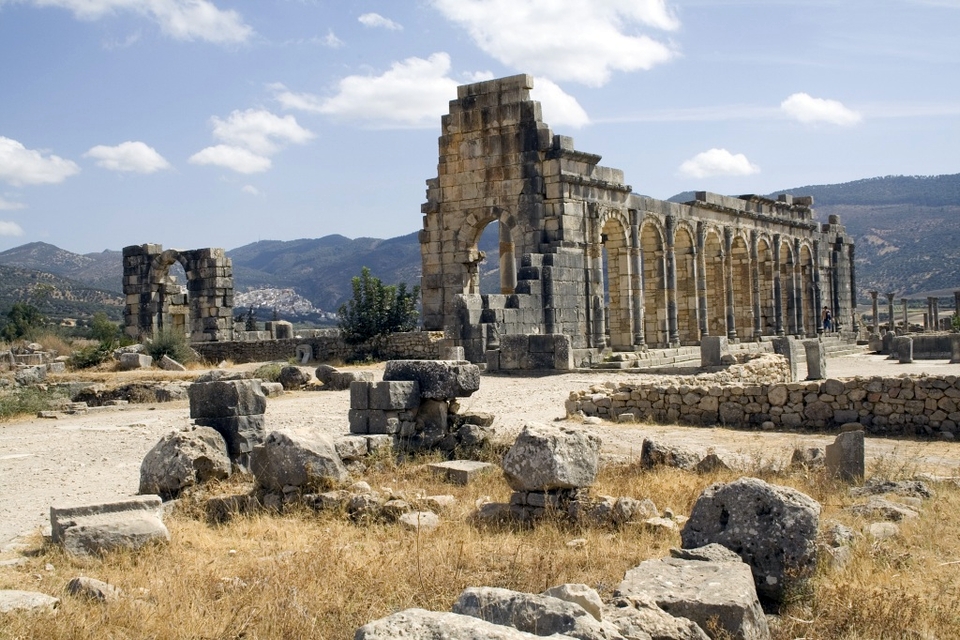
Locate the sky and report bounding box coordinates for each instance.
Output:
[0,0,958,255]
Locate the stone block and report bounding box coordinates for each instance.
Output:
[250,430,348,491]
[700,336,729,367]
[803,340,827,379]
[118,353,153,371]
[428,460,494,485]
[368,411,401,435]
[502,423,600,491]
[194,414,266,459]
[772,337,801,382]
[188,379,266,419]
[51,495,169,558]
[441,346,465,361]
[350,381,370,410]
[348,409,369,434]
[383,360,480,399]
[453,587,614,639]
[369,381,420,410]
[825,430,864,481]
[894,336,913,363]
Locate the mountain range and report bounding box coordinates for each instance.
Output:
[1,173,957,322]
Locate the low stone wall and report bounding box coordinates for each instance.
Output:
[906,334,956,360]
[193,331,445,364]
[567,370,960,438]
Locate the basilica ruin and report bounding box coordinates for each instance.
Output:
[420,75,858,366]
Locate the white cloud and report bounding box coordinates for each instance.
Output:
[0,136,80,186]
[678,148,760,179]
[22,0,252,44]
[430,0,679,86]
[321,29,343,48]
[0,195,26,210]
[531,78,589,128]
[84,141,171,173]
[276,53,461,128]
[188,145,271,174]
[210,108,314,155]
[358,12,402,30]
[0,220,25,236]
[241,184,260,195]
[781,93,862,126]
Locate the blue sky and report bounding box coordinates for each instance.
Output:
[0,0,958,254]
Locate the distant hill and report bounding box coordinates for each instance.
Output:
[0,242,121,293]
[669,174,960,299]
[0,264,123,321]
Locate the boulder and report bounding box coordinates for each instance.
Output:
[680,477,820,604]
[188,379,266,419]
[139,426,231,499]
[158,355,186,371]
[542,584,604,622]
[640,439,701,470]
[250,430,348,491]
[452,587,619,640]
[355,608,574,639]
[790,447,825,470]
[501,423,600,492]
[65,576,122,602]
[604,596,709,640]
[0,590,60,614]
[15,365,47,385]
[193,415,266,464]
[670,543,744,565]
[383,359,481,398]
[398,511,440,532]
[616,558,768,640]
[327,371,374,391]
[314,364,338,385]
[278,366,311,390]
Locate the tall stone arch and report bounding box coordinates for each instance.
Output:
[123,244,234,343]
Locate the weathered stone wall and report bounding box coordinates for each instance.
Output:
[192,331,444,365]
[567,369,960,437]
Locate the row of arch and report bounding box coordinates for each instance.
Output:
[596,213,831,349]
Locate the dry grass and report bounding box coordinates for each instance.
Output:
[1,458,959,639]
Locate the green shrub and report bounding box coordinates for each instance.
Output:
[337,267,420,350]
[145,329,195,365]
[0,387,65,421]
[69,343,114,370]
[252,362,284,382]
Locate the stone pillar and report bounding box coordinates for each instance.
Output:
[803,339,826,380]
[902,298,909,330]
[724,227,737,341]
[955,290,960,323]
[848,244,857,333]
[500,225,517,295]
[933,297,940,330]
[588,242,605,348]
[813,240,823,334]
[885,292,895,332]
[870,291,879,333]
[750,231,762,339]
[629,214,645,348]
[926,297,934,330]
[665,215,679,346]
[794,238,805,337]
[773,235,784,336]
[830,244,841,331]
[696,222,708,338]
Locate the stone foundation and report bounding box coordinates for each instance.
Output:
[192,331,445,364]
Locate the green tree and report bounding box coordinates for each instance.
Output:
[337,267,420,346]
[1,303,46,341]
[89,312,120,345]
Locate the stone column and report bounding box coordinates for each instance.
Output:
[870,291,879,333]
[696,223,708,338]
[665,215,680,346]
[955,290,960,322]
[848,244,857,333]
[588,241,605,348]
[830,243,841,331]
[886,292,895,332]
[926,297,934,330]
[629,213,645,348]
[724,227,737,341]
[773,235,784,336]
[794,238,805,337]
[902,298,909,330]
[813,240,823,334]
[499,225,517,295]
[933,297,940,330]
[750,231,762,339]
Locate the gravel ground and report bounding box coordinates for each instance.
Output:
[3,352,960,552]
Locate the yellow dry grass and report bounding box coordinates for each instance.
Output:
[1,457,958,639]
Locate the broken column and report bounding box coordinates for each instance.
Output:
[772,336,802,382]
[825,429,865,481]
[700,336,729,367]
[886,292,895,332]
[188,374,267,469]
[902,297,909,330]
[870,290,879,333]
[803,339,826,380]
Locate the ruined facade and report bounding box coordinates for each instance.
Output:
[123,244,234,342]
[420,75,857,365]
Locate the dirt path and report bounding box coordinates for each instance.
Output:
[3,353,960,551]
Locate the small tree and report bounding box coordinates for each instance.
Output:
[1,303,46,341]
[337,267,420,347]
[89,312,120,345]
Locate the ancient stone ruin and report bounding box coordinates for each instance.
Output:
[420,74,858,368]
[123,243,234,342]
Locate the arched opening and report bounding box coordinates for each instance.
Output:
[465,217,517,296]
[757,238,775,335]
[800,244,816,336]
[152,251,191,340]
[600,216,633,350]
[640,222,666,347]
[674,226,699,344]
[730,235,753,337]
[703,230,725,337]
[780,239,796,335]
[476,222,500,295]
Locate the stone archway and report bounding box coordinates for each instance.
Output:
[757,238,775,336]
[641,221,666,347]
[800,244,816,336]
[600,213,633,351]
[675,226,699,344]
[730,234,753,337]
[123,244,234,343]
[703,229,725,338]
